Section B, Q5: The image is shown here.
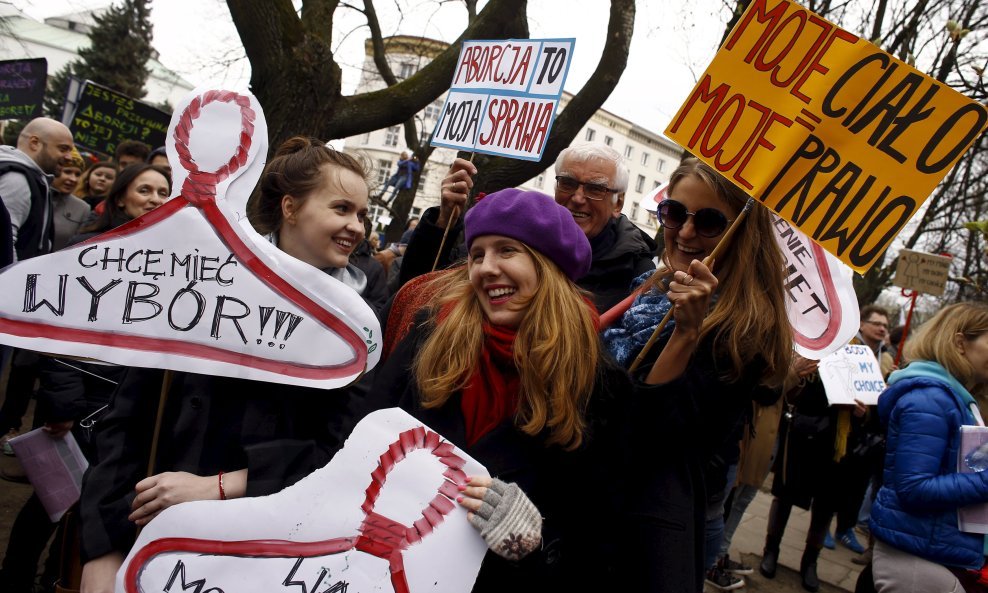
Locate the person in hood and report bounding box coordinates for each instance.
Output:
[869,302,988,593]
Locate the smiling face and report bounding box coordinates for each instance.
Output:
[468,236,539,329]
[554,156,623,240]
[53,165,82,194]
[663,174,733,272]
[278,165,369,270]
[88,166,117,196]
[117,170,170,219]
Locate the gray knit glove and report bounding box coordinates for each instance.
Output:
[468,478,543,561]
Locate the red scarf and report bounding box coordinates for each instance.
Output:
[461,322,520,446]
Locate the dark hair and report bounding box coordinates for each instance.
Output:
[114,139,150,162]
[80,164,171,234]
[860,304,890,323]
[251,136,367,235]
[146,146,168,163]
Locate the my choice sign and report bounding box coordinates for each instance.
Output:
[819,344,886,406]
[665,0,988,273]
[430,38,574,161]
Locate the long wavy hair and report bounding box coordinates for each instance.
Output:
[905,302,988,398]
[413,246,599,450]
[75,160,116,201]
[655,158,792,386]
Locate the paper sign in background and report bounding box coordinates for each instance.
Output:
[665,0,988,273]
[892,248,952,296]
[819,344,886,406]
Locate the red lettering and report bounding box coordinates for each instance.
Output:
[792,28,859,103]
[724,0,790,57]
[735,110,793,189]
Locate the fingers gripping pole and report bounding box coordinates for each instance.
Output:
[627,198,756,374]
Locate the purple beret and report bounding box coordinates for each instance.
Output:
[464,188,591,281]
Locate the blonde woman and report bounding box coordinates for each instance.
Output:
[870,303,988,593]
[366,188,629,591]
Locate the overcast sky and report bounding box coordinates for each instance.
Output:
[12,0,729,134]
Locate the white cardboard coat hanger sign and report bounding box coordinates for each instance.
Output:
[120,408,489,593]
[0,88,381,388]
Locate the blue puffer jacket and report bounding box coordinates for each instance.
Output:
[870,361,988,569]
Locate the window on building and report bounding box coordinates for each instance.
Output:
[384,126,400,147]
[635,174,645,193]
[376,159,393,187]
[604,136,613,146]
[360,132,370,145]
[657,159,666,173]
[398,62,417,79]
[641,152,650,166]
[653,180,661,190]
[631,201,640,220]
[585,128,596,142]
[424,99,442,121]
[624,145,633,159]
[535,173,545,189]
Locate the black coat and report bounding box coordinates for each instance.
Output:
[362,318,631,593]
[78,369,364,563]
[620,333,773,593]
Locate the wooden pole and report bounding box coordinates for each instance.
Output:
[146,369,173,477]
[431,153,476,272]
[628,198,756,374]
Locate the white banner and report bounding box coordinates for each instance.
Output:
[819,344,887,406]
[0,88,381,388]
[772,214,859,359]
[120,408,489,593]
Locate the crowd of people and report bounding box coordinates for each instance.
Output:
[0,116,985,593]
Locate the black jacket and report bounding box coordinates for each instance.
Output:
[398,207,655,312]
[361,317,631,593]
[78,369,363,562]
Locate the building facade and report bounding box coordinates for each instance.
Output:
[0,6,194,110]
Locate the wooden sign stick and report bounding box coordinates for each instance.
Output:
[431,152,476,272]
[628,198,755,374]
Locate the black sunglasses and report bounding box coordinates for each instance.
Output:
[657,199,731,238]
[554,175,617,201]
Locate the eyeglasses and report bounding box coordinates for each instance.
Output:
[864,320,889,330]
[554,176,618,201]
[657,199,731,238]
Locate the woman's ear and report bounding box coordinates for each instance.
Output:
[281,195,296,225]
[955,332,967,355]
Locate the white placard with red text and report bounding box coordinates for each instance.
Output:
[430,38,574,161]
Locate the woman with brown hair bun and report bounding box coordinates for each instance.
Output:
[78,137,377,593]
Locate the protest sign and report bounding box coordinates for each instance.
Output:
[892,248,952,296]
[665,0,988,273]
[772,214,859,358]
[0,58,46,119]
[818,343,886,405]
[642,181,669,213]
[0,88,381,389]
[70,80,170,156]
[120,408,489,593]
[431,38,574,161]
